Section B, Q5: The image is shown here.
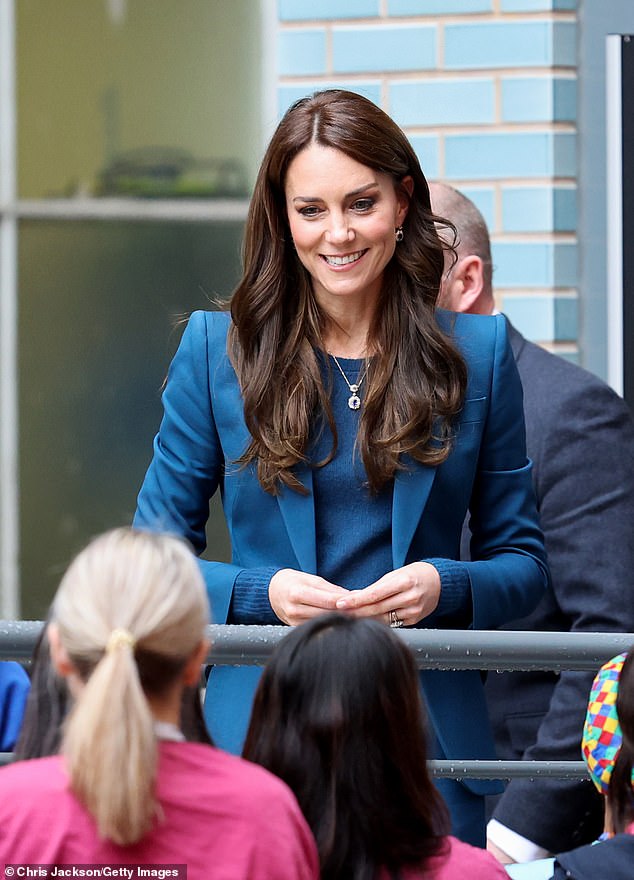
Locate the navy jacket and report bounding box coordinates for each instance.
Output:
[486,320,634,851]
[552,834,634,880]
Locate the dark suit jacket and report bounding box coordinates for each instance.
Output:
[135,309,549,793]
[483,320,634,852]
[553,834,634,880]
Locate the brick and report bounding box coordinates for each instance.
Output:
[444,132,576,179]
[460,187,496,230]
[501,0,576,10]
[408,135,440,180]
[390,78,494,126]
[493,241,577,287]
[503,295,556,340]
[332,24,436,73]
[388,0,492,13]
[278,28,327,76]
[279,0,379,20]
[444,21,576,69]
[502,186,576,232]
[501,76,576,123]
[502,294,578,343]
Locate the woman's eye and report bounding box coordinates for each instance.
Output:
[352,198,374,211]
[299,205,321,218]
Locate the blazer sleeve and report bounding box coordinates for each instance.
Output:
[443,314,550,629]
[133,311,243,622]
[0,662,30,751]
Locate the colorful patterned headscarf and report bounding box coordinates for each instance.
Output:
[582,652,627,795]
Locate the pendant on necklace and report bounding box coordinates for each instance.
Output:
[348,384,361,410]
[330,353,366,411]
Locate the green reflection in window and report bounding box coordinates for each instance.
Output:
[17,0,261,199]
[19,220,240,616]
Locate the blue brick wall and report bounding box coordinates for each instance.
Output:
[276,1,580,351]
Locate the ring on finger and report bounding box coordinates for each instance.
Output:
[389,610,404,628]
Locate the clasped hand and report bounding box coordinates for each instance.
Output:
[269,562,441,628]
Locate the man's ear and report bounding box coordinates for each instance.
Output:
[450,254,486,313]
[183,638,210,687]
[47,623,75,679]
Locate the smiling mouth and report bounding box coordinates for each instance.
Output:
[321,250,367,267]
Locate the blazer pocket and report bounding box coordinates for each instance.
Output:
[458,396,487,425]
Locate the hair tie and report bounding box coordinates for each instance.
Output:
[106,628,136,654]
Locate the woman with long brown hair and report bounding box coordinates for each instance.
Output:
[134,88,549,844]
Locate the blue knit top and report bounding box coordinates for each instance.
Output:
[230,354,470,624]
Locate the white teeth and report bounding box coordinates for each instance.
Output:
[323,251,364,266]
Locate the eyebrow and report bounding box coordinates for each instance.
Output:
[291,181,379,204]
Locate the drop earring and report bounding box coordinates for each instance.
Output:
[395,226,404,243]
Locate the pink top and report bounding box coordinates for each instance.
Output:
[380,835,510,879]
[0,741,319,880]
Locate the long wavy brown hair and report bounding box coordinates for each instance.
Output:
[228,89,467,495]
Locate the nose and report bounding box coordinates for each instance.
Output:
[325,213,354,245]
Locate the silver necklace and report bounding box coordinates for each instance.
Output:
[330,354,368,411]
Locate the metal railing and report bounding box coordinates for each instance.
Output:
[3,620,633,778]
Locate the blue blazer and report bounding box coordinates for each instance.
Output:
[0,661,30,751]
[135,309,549,793]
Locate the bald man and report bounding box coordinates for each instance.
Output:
[430,182,634,864]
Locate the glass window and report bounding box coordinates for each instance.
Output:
[17,0,260,199]
[8,0,264,615]
[19,219,239,616]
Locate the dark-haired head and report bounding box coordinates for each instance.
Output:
[236,89,448,326]
[229,90,466,496]
[243,613,449,880]
[12,620,69,761]
[608,647,634,833]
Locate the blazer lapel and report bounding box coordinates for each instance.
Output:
[392,457,437,567]
[276,463,318,574]
[275,457,437,575]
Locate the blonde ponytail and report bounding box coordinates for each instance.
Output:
[64,639,156,843]
[53,528,209,845]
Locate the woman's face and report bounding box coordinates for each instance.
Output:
[285,143,411,312]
